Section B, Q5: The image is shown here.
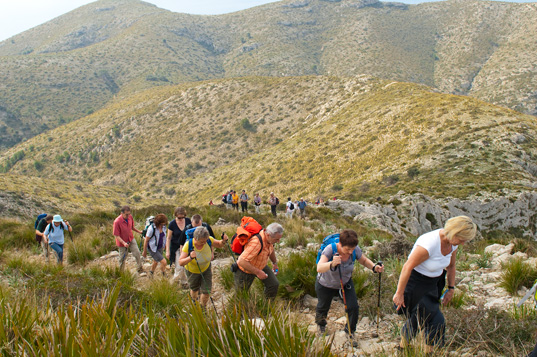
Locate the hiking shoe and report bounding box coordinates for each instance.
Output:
[317,325,326,335]
[149,271,154,278]
[137,267,144,274]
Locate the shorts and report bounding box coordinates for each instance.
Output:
[185,264,212,294]
[149,248,165,262]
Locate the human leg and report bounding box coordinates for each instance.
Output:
[315,279,337,328]
[261,265,279,298]
[343,279,360,334]
[175,250,188,285]
[49,243,63,264]
[234,268,256,293]
[271,205,277,217]
[118,246,128,270]
[129,238,144,271]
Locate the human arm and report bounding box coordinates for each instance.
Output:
[358,255,384,273]
[178,247,196,266]
[64,221,72,232]
[166,228,173,260]
[392,246,429,310]
[442,252,457,305]
[237,257,268,279]
[212,234,229,248]
[316,254,342,273]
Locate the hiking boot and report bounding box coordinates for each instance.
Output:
[137,267,144,274]
[149,271,154,278]
[317,325,326,335]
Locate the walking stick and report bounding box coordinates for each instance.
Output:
[372,260,383,338]
[336,256,352,344]
[193,255,220,318]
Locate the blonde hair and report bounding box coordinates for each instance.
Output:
[444,216,477,242]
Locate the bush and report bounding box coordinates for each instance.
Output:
[277,249,317,300]
[499,258,537,295]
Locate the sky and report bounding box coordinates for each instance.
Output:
[0,0,535,42]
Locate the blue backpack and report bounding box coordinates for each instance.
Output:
[316,233,357,263]
[185,227,212,253]
[35,213,47,229]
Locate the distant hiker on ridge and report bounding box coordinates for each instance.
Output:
[298,198,307,219]
[393,216,477,353]
[240,189,249,213]
[268,192,278,217]
[44,215,72,265]
[254,193,262,214]
[113,206,144,273]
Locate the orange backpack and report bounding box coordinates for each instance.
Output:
[231,216,263,255]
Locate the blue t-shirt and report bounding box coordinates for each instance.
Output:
[44,222,68,245]
[317,244,362,289]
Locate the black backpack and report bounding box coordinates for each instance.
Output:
[47,222,64,233]
[289,202,294,210]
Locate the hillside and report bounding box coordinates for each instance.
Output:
[1,75,535,211]
[1,0,537,150]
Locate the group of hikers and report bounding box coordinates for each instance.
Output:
[222,190,308,219]
[34,207,537,355]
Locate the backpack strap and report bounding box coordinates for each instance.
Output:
[187,236,212,253]
[251,233,263,256]
[330,242,337,258]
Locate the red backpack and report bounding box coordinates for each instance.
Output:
[231,216,263,255]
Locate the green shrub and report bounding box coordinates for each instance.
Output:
[66,240,96,265]
[499,258,537,295]
[277,249,317,300]
[218,265,235,291]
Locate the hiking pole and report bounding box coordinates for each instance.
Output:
[192,255,220,318]
[336,255,352,346]
[372,260,383,338]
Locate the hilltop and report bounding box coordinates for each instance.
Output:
[1,75,536,213]
[1,0,537,149]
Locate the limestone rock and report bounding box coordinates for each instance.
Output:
[303,294,318,309]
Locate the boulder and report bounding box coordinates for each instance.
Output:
[303,294,318,309]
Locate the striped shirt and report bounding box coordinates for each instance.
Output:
[238,230,274,273]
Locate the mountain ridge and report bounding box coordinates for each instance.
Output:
[1,0,536,150]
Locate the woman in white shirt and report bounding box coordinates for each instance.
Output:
[143,213,168,277]
[393,216,477,353]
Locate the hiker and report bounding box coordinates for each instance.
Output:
[226,191,233,209]
[35,214,53,260]
[286,197,295,219]
[268,192,278,217]
[315,229,383,340]
[178,226,229,308]
[167,207,192,285]
[393,216,477,352]
[254,193,262,214]
[113,205,144,273]
[234,222,283,298]
[181,214,216,259]
[530,341,537,357]
[240,190,249,212]
[298,198,307,219]
[43,215,72,265]
[142,213,168,277]
[231,190,239,211]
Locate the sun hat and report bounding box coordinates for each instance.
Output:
[53,215,63,222]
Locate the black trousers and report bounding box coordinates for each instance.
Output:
[399,269,446,346]
[315,279,359,334]
[270,205,277,217]
[241,202,248,212]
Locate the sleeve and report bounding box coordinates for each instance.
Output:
[112,219,120,236]
[240,237,262,263]
[182,241,190,253]
[415,234,434,255]
[209,237,215,245]
[178,231,187,246]
[146,225,154,238]
[62,222,68,230]
[354,246,363,260]
[321,244,334,260]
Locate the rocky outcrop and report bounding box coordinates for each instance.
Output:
[325,192,537,239]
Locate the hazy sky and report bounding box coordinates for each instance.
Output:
[0,0,535,42]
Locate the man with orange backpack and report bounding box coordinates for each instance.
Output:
[234,222,284,298]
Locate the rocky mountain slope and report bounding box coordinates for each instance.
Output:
[1,0,536,150]
[1,75,536,213]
